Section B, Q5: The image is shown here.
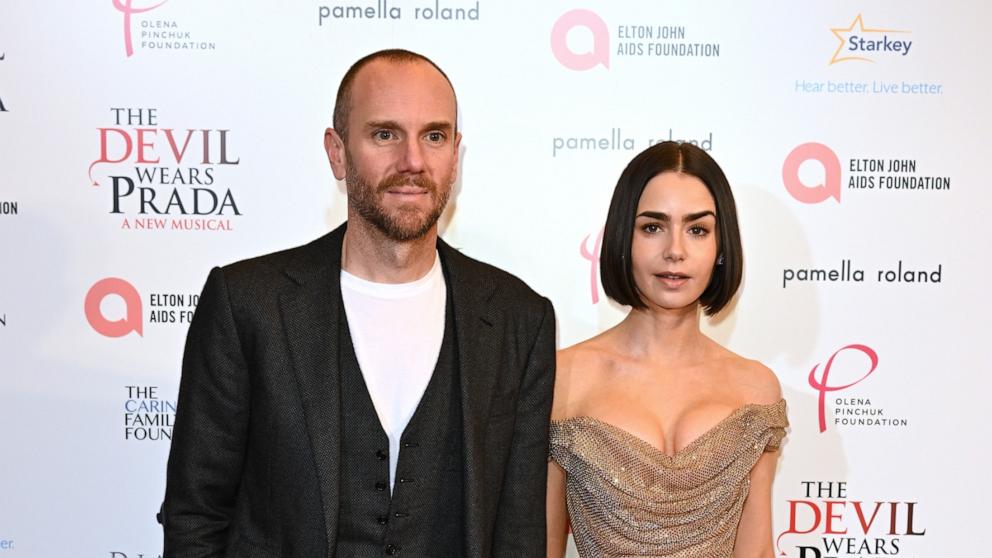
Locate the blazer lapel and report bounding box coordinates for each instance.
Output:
[439,240,500,556]
[279,224,347,555]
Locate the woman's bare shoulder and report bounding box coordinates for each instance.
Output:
[553,335,622,420]
[712,344,782,405]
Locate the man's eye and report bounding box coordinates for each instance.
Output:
[374,130,394,141]
[426,131,445,143]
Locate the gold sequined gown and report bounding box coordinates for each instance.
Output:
[549,400,787,557]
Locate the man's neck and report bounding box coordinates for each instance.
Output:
[342,219,438,284]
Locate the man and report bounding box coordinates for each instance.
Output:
[160,49,555,557]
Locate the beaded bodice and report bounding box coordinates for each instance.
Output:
[550,400,787,557]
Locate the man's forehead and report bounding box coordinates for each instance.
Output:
[354,59,453,96]
[349,60,456,124]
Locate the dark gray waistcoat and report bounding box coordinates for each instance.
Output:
[335,293,464,557]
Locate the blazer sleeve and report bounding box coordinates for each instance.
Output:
[161,267,250,556]
[492,297,556,557]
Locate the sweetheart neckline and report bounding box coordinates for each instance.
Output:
[551,399,786,461]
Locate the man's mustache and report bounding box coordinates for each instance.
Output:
[377,174,437,194]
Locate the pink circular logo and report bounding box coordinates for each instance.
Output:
[551,9,610,71]
[85,277,143,337]
[783,142,842,204]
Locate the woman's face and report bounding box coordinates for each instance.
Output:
[630,171,719,313]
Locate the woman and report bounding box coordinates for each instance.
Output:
[547,141,786,557]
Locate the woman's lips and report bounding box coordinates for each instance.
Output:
[655,272,689,288]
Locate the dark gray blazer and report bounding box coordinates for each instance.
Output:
[161,223,556,557]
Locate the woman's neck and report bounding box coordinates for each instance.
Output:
[613,303,709,365]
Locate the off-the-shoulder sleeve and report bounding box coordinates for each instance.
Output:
[548,420,569,464]
[761,399,789,452]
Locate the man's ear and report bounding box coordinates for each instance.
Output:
[325,128,348,180]
[451,131,462,175]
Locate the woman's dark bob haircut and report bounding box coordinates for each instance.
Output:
[600,141,742,316]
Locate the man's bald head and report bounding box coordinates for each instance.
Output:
[332,49,458,142]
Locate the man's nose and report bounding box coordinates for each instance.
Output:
[397,138,425,174]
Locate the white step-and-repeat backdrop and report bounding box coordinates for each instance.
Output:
[1,1,988,556]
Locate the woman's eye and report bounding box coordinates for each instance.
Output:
[689,225,710,236]
[642,223,662,234]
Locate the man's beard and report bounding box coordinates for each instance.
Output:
[346,159,451,242]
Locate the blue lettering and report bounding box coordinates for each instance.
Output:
[848,35,913,56]
[124,399,178,412]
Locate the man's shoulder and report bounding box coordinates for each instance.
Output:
[214,229,341,290]
[220,243,302,278]
[441,243,549,312]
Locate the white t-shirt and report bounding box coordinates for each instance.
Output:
[340,253,446,492]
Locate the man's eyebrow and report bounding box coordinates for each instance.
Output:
[363,120,455,133]
[421,120,454,132]
[364,120,402,130]
[636,210,716,222]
